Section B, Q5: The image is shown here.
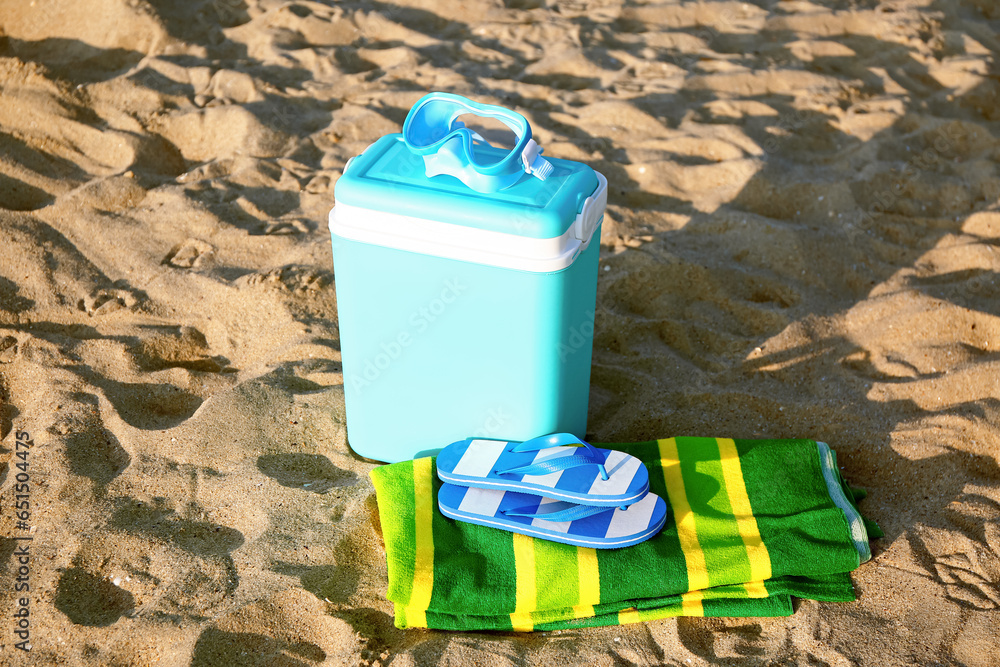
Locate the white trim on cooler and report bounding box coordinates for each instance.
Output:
[329,172,608,274]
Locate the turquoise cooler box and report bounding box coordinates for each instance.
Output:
[329,93,607,463]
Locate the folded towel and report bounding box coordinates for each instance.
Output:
[369,437,880,632]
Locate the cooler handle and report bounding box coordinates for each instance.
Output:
[574,172,608,247]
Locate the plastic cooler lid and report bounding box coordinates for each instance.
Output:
[330,134,607,273]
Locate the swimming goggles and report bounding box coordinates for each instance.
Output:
[402,92,553,193]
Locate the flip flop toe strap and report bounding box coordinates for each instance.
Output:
[502,433,610,480]
[496,453,609,479]
[500,502,614,522]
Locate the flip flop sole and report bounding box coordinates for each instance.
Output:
[438,483,667,549]
[436,437,650,507]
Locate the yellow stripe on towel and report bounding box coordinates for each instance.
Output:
[577,546,601,610]
[658,438,711,592]
[408,457,436,627]
[744,580,769,598]
[618,607,641,625]
[716,438,773,583]
[680,589,705,616]
[511,533,536,632]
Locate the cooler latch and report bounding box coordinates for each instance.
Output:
[572,172,609,244]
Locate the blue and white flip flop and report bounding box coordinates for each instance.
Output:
[437,483,667,549]
[436,434,650,507]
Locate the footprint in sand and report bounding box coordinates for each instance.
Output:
[677,618,789,662]
[124,325,233,376]
[0,173,56,211]
[189,590,361,667]
[272,532,376,604]
[163,238,215,269]
[0,277,34,314]
[62,359,207,432]
[271,562,354,602]
[79,286,142,316]
[110,498,245,557]
[3,214,148,315]
[96,378,204,431]
[54,567,136,627]
[48,396,131,484]
[0,375,16,441]
[67,504,244,624]
[133,332,232,374]
[0,335,18,363]
[63,425,131,485]
[190,629,327,667]
[103,500,244,615]
[237,265,331,293]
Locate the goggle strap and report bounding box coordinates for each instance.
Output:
[521,139,553,181]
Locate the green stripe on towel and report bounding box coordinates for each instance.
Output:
[369,437,878,631]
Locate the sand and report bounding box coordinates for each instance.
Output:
[0,0,998,664]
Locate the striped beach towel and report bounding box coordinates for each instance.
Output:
[369,437,879,632]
